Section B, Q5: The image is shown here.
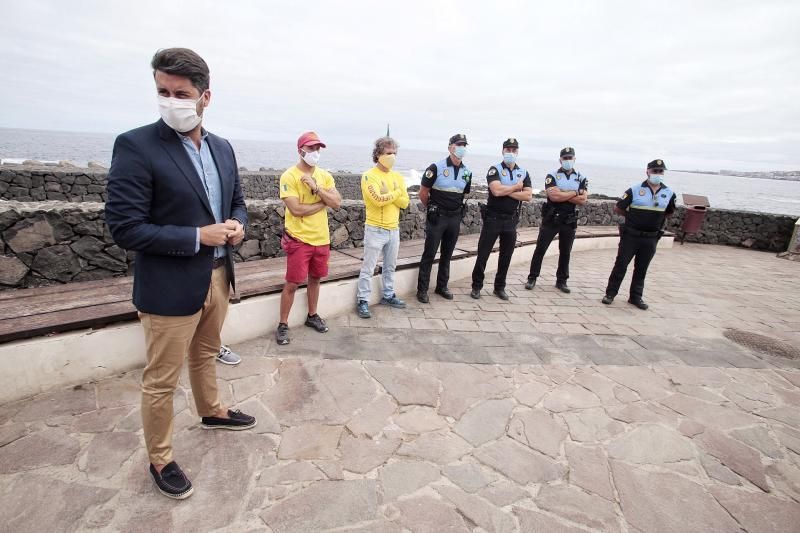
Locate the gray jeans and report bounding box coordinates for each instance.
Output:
[357,225,400,301]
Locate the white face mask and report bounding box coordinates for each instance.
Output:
[158,95,203,133]
[302,149,321,167]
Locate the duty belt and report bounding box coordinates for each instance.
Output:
[429,205,462,216]
[485,210,517,221]
[623,226,661,238]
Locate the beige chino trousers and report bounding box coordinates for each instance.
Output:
[139,267,229,465]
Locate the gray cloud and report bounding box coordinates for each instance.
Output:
[1,0,798,170]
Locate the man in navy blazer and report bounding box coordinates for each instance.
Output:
[106,48,256,500]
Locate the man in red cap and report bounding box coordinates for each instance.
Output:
[276,132,342,345]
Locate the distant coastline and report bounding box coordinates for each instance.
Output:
[672,169,800,182]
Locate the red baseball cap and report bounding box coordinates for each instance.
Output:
[297,131,326,149]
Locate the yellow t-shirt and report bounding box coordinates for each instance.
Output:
[361,167,410,230]
[279,165,336,246]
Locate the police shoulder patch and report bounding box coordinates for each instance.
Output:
[488,167,498,176]
[621,192,627,199]
[545,176,554,184]
[424,169,433,178]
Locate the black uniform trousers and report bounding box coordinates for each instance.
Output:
[528,220,577,284]
[605,230,659,301]
[417,211,462,293]
[471,213,518,291]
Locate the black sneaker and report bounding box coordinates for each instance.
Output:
[276,323,290,345]
[150,461,193,500]
[493,289,509,301]
[628,298,649,311]
[201,409,257,430]
[602,294,614,305]
[305,314,329,333]
[525,278,536,290]
[556,282,571,294]
[434,287,454,300]
[416,291,429,304]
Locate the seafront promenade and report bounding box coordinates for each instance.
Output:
[1,243,799,532]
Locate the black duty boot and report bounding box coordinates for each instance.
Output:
[628,298,649,310]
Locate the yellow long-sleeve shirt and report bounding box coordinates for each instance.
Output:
[361,166,409,230]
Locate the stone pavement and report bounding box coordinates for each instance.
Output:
[1,243,800,532]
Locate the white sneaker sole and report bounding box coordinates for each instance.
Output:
[154,483,194,500]
[200,421,257,431]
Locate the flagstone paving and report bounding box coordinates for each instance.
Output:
[1,244,799,532]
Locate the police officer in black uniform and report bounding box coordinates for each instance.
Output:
[602,159,676,310]
[526,147,588,293]
[470,138,532,300]
[417,134,472,303]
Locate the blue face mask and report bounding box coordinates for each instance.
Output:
[561,159,574,171]
[648,173,662,185]
[454,146,467,159]
[503,152,516,165]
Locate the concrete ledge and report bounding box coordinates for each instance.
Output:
[0,235,672,404]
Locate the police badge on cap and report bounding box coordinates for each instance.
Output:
[449,133,468,145]
[560,147,575,157]
[647,159,667,170]
[502,138,519,149]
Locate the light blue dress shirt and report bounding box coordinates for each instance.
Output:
[178,131,226,258]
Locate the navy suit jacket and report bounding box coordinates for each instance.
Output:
[106,119,248,316]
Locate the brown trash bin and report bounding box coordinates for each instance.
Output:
[680,194,710,244]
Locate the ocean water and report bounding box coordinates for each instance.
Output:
[1,127,798,216]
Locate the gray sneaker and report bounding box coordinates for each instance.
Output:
[356,300,371,319]
[305,314,329,333]
[216,345,241,366]
[379,294,406,308]
[276,323,290,345]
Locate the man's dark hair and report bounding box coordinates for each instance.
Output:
[151,48,210,93]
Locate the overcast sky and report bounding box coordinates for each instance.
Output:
[1,0,798,171]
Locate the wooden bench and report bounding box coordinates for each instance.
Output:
[0,225,646,343]
[0,251,365,344]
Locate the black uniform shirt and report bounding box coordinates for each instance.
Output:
[486,162,532,215]
[617,180,677,232]
[544,168,588,215]
[421,156,471,211]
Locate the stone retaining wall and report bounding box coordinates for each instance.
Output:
[1,198,794,289]
[0,167,109,202]
[0,166,369,202]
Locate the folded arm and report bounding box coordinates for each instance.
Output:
[510,187,533,202]
[489,181,523,197]
[393,179,410,209]
[282,196,326,217]
[363,177,402,207]
[317,186,342,209]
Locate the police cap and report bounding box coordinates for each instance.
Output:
[560,147,575,157]
[647,159,667,170]
[449,133,468,145]
[502,138,519,149]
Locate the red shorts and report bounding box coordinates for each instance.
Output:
[281,233,330,284]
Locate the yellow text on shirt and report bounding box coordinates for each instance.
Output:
[361,166,409,230]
